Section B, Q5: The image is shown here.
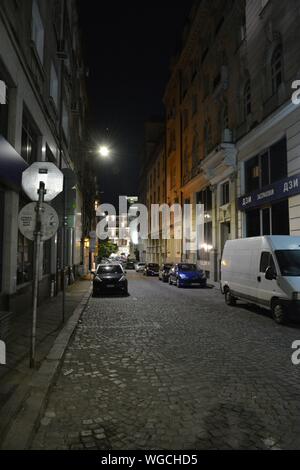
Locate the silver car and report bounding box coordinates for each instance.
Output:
[135,262,146,272]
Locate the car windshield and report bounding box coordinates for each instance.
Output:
[178,264,197,272]
[148,264,158,268]
[97,265,123,274]
[163,265,172,271]
[275,250,300,277]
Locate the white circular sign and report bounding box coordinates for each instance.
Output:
[18,203,59,241]
[22,162,64,202]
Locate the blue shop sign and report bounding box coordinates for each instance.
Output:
[0,135,28,190]
[238,173,300,211]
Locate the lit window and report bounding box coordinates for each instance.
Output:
[271,46,283,94]
[31,0,44,63]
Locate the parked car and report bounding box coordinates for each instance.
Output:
[135,262,146,272]
[92,264,128,296]
[159,263,173,282]
[169,263,207,288]
[144,263,159,276]
[126,260,135,270]
[221,236,300,324]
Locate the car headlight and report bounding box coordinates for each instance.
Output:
[292,292,300,301]
[119,276,126,282]
[179,274,187,279]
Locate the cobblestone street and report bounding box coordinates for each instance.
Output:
[32,272,300,450]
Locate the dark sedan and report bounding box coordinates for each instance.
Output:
[92,264,128,296]
[159,263,173,282]
[143,263,159,276]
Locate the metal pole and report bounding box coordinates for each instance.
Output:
[30,182,45,369]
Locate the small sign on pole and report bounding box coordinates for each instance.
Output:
[21,163,63,368]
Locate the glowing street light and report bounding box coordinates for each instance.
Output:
[99,146,110,158]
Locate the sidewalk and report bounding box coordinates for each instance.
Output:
[0,278,91,446]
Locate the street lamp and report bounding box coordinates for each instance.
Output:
[98,146,110,158]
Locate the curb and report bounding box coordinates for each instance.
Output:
[0,289,91,450]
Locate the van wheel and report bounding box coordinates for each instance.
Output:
[272,303,286,324]
[225,290,236,306]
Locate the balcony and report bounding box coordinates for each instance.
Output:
[201,141,237,185]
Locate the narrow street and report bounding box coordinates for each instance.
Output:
[32,272,300,450]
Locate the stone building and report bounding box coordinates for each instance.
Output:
[0,0,94,316]
[161,0,300,281]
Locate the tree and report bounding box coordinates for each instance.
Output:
[97,241,118,262]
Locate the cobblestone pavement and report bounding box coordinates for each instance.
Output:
[32,272,300,450]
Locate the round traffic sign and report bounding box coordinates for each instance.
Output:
[22,162,64,202]
[18,203,59,241]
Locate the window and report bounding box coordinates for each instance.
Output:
[50,63,59,109]
[221,181,230,205]
[271,46,283,94]
[244,80,251,118]
[21,113,38,164]
[260,252,276,273]
[31,0,45,63]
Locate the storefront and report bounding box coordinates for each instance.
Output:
[238,137,295,237]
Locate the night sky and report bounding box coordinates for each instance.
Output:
[77,1,194,205]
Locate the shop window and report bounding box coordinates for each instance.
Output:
[272,200,289,235]
[246,209,260,237]
[43,240,51,275]
[17,232,33,285]
[270,138,287,183]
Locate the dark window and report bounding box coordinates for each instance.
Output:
[272,200,289,235]
[261,151,270,187]
[43,240,51,274]
[197,187,212,212]
[245,156,260,193]
[260,252,276,273]
[271,46,283,94]
[270,138,287,183]
[246,209,260,237]
[262,207,271,235]
[221,181,230,205]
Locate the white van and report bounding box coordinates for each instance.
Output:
[221,236,300,323]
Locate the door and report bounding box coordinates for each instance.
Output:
[257,251,280,308]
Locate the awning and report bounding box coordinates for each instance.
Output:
[0,135,28,190]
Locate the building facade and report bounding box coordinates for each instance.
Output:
[0,0,94,317]
[158,0,300,281]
